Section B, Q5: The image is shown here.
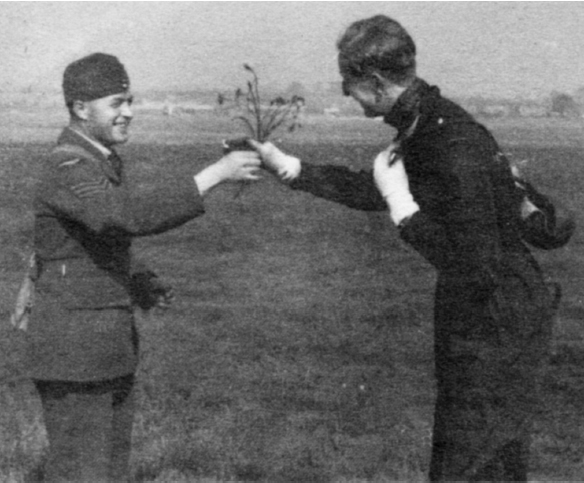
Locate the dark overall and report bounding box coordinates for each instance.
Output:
[289,79,571,481]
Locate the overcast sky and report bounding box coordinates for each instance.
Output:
[1,2,583,99]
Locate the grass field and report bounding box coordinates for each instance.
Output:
[0,109,583,482]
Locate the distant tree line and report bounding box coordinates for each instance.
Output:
[446,90,584,120]
[550,90,582,118]
[1,81,583,121]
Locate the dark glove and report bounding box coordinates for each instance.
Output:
[516,179,575,250]
[130,272,175,311]
[222,137,254,154]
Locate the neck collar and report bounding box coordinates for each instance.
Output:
[68,127,112,158]
[384,77,429,138]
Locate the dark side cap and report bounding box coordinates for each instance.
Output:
[63,53,130,105]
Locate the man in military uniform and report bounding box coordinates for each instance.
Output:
[29,53,260,481]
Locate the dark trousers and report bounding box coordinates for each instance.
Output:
[34,374,135,482]
[429,437,528,482]
[428,364,531,482]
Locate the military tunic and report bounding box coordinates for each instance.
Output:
[30,127,205,381]
[289,80,568,480]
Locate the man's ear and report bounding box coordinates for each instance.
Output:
[71,100,89,121]
[371,72,408,101]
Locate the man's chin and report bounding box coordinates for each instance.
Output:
[112,132,131,145]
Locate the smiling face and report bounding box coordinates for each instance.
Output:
[74,91,134,147]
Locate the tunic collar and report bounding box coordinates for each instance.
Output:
[70,128,112,158]
[57,127,122,184]
[383,77,432,140]
[57,127,111,160]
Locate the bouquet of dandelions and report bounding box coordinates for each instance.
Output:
[223,64,304,196]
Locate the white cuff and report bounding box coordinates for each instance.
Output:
[385,192,420,226]
[277,155,301,181]
[520,197,540,219]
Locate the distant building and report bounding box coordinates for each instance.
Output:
[517,103,548,118]
[324,106,340,117]
[480,104,512,118]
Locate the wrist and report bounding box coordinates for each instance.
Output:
[261,143,301,181]
[397,213,416,230]
[277,155,302,181]
[520,197,540,219]
[194,163,225,197]
[385,191,420,226]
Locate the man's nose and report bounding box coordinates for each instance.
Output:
[121,102,133,119]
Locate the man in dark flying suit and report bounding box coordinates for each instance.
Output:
[251,15,574,481]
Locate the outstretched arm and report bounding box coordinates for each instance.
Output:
[194,150,261,197]
[250,140,388,212]
[42,150,261,237]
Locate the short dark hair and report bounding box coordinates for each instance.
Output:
[337,15,416,86]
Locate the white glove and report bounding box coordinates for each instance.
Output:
[520,197,540,219]
[373,147,420,226]
[248,140,301,181]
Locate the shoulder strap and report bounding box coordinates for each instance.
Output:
[52,143,98,161]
